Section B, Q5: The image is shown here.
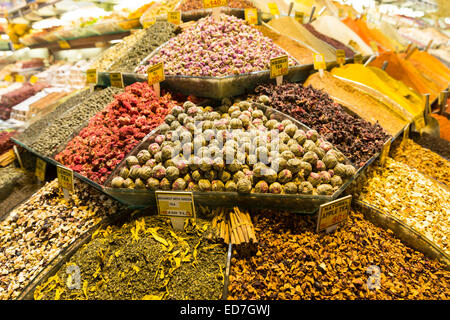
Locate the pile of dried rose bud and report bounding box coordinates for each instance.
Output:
[137,14,296,77]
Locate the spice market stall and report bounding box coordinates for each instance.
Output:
[0,0,449,303]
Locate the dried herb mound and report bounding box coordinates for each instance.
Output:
[34,216,227,300]
[55,82,177,184]
[108,22,178,73]
[0,163,37,219]
[15,89,92,146]
[228,210,450,300]
[0,179,123,300]
[356,158,450,255]
[391,138,450,187]
[253,82,391,167]
[30,87,121,157]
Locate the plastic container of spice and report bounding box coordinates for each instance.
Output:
[102,103,359,213]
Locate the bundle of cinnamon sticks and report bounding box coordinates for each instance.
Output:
[212,207,257,254]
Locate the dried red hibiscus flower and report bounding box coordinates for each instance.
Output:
[55,82,177,184]
[253,83,391,167]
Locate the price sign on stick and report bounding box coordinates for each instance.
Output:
[30,75,38,84]
[15,74,25,83]
[336,50,345,66]
[109,72,124,88]
[295,11,304,24]
[204,0,227,19]
[57,165,74,200]
[35,157,46,183]
[313,53,326,77]
[203,0,227,8]
[86,69,97,92]
[353,54,363,64]
[268,3,280,16]
[270,55,288,86]
[316,195,352,233]
[86,69,98,85]
[156,191,196,230]
[245,8,258,25]
[167,11,181,25]
[147,62,164,98]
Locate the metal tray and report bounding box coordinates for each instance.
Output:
[98,67,313,99]
[102,102,358,213]
[333,75,416,122]
[132,39,308,99]
[354,200,450,270]
[18,210,232,300]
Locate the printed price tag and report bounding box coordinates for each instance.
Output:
[379,138,391,166]
[270,55,288,79]
[147,63,165,85]
[35,157,46,182]
[295,11,304,23]
[167,11,181,25]
[29,75,38,84]
[58,40,71,49]
[313,53,326,70]
[203,0,227,9]
[143,18,156,28]
[268,3,280,16]
[15,74,25,83]
[109,72,124,88]
[316,195,352,233]
[244,8,258,25]
[57,165,74,192]
[156,191,195,218]
[86,69,98,84]
[353,54,363,64]
[336,49,345,65]
[414,115,426,131]
[4,74,12,82]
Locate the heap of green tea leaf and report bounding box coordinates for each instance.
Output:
[34,215,227,300]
